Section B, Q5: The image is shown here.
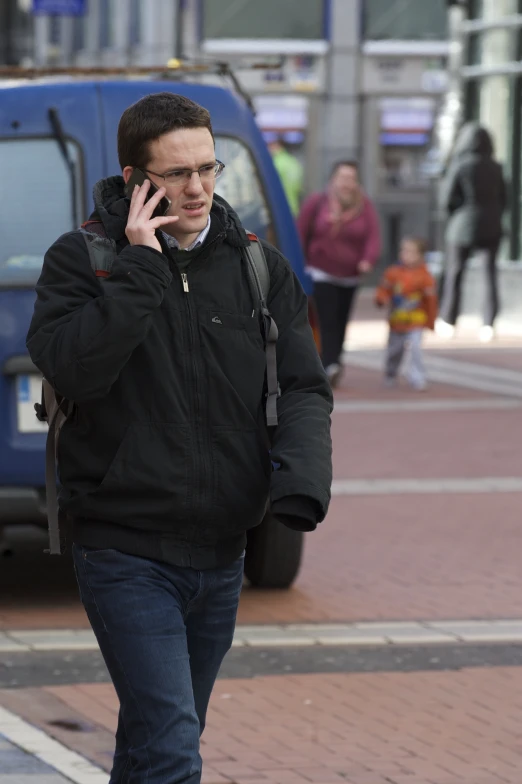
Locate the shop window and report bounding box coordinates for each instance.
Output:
[202,0,325,41]
[363,0,447,40]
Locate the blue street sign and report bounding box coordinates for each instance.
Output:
[32,0,86,15]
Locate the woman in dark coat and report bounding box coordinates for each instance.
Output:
[438,123,507,341]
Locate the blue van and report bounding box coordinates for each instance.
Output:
[0,67,318,588]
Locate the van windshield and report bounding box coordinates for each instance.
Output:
[0,138,83,285]
[0,135,275,285]
[214,137,275,243]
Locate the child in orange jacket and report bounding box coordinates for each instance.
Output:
[375,237,438,390]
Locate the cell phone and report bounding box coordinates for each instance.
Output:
[124,168,172,219]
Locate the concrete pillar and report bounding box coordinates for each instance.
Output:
[181,0,198,59]
[58,16,74,65]
[316,0,361,187]
[136,0,177,65]
[34,14,50,66]
[112,0,131,64]
[84,0,101,60]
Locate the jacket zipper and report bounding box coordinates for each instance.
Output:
[175,232,226,537]
[180,270,208,538]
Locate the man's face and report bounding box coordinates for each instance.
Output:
[126,127,216,248]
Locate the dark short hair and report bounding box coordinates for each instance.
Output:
[402,236,427,254]
[117,92,214,170]
[330,160,359,178]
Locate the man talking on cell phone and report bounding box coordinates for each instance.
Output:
[26,92,332,783]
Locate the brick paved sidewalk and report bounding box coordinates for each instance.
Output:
[2,666,522,783]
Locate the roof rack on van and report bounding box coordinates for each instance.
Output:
[0,59,283,114]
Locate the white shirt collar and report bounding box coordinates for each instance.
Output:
[161,216,211,252]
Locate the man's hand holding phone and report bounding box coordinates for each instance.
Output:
[125,180,178,253]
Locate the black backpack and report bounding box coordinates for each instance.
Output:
[36,222,279,554]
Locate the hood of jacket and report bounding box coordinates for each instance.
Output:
[89,175,251,250]
[454,122,494,158]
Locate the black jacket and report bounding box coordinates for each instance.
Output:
[441,123,507,247]
[26,177,333,568]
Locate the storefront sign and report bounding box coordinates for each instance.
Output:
[363,56,448,95]
[32,0,86,15]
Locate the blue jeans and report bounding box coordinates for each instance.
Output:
[72,544,244,784]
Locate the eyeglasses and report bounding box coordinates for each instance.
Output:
[143,160,225,187]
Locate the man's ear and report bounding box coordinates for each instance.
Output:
[122,166,134,185]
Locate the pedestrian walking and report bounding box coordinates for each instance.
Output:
[375,236,438,391]
[437,122,507,342]
[297,160,381,388]
[268,136,304,217]
[26,92,333,783]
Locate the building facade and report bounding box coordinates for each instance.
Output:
[3,0,449,262]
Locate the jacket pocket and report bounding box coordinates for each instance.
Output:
[208,311,258,331]
[206,426,271,540]
[86,423,190,525]
[202,310,266,425]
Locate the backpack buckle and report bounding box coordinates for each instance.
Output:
[34,402,47,422]
[265,383,282,401]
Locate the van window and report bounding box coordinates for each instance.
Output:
[214,137,276,244]
[0,138,82,283]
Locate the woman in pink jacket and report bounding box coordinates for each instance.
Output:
[298,161,381,387]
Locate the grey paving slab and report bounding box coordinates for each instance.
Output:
[0,735,70,782]
[430,620,522,631]
[459,630,522,642]
[8,630,98,651]
[333,398,522,413]
[0,778,70,783]
[354,622,427,630]
[385,630,459,644]
[242,633,316,647]
[286,623,360,634]
[315,630,388,645]
[352,622,457,643]
[331,476,522,496]
[234,625,315,646]
[6,621,522,655]
[0,634,28,653]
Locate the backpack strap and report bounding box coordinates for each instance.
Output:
[80,219,115,277]
[38,379,74,555]
[242,233,280,428]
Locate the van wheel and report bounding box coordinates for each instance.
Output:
[244,514,304,589]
